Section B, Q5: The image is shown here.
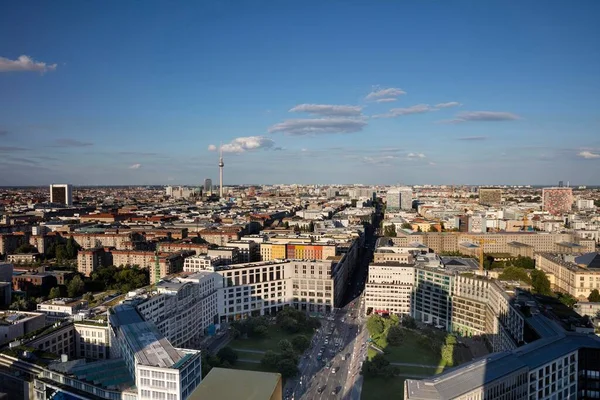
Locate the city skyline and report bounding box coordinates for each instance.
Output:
[1,1,600,186]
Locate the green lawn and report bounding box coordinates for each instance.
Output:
[235,351,264,361]
[361,376,406,400]
[230,324,314,353]
[369,329,442,367]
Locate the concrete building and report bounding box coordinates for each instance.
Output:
[387,187,413,211]
[542,187,573,215]
[260,242,337,261]
[207,246,239,264]
[468,215,487,233]
[136,273,221,347]
[0,233,28,257]
[0,282,11,307]
[0,263,13,283]
[576,199,595,210]
[535,252,600,300]
[109,304,202,400]
[189,368,282,400]
[36,298,89,323]
[574,302,600,318]
[392,231,595,258]
[49,184,73,206]
[213,259,338,321]
[224,240,260,263]
[364,263,414,316]
[479,187,503,205]
[77,246,107,276]
[0,311,46,345]
[405,323,600,400]
[203,178,212,194]
[7,253,41,264]
[183,255,222,273]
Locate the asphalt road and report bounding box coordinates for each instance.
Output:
[283,228,378,400]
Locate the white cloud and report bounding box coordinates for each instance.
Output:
[208,144,217,151]
[0,55,57,73]
[365,87,406,101]
[219,136,275,153]
[289,104,363,117]
[373,104,433,118]
[129,164,142,169]
[578,151,600,159]
[407,152,426,159]
[435,102,461,109]
[375,98,397,103]
[441,111,521,123]
[268,118,367,135]
[363,155,397,165]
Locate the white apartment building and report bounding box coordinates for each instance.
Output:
[109,304,202,400]
[577,199,595,210]
[137,272,221,347]
[364,263,414,315]
[183,255,221,273]
[36,298,89,323]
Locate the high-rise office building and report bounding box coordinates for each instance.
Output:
[542,187,573,215]
[49,184,73,206]
[204,178,212,194]
[387,187,413,211]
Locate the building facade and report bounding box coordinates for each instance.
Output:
[50,184,73,206]
[542,187,574,215]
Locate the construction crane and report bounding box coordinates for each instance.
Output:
[462,235,497,272]
[522,209,536,231]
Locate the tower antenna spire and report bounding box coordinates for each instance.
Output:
[219,143,224,198]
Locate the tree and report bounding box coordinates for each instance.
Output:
[292,335,310,353]
[280,316,299,333]
[278,339,295,358]
[253,325,268,337]
[530,270,552,296]
[48,287,61,299]
[512,255,535,269]
[558,293,577,308]
[366,315,385,337]
[417,226,423,232]
[429,225,438,232]
[67,275,85,297]
[387,325,404,346]
[383,225,397,237]
[16,243,37,254]
[66,236,79,259]
[498,266,531,284]
[371,353,390,370]
[402,315,417,329]
[55,244,68,262]
[217,347,238,365]
[308,221,315,233]
[276,358,299,379]
[83,292,94,302]
[261,351,281,368]
[401,222,412,230]
[589,289,600,302]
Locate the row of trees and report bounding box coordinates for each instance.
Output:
[88,265,149,293]
[261,338,307,378]
[498,267,552,295]
[201,346,241,378]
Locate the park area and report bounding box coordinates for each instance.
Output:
[202,307,320,380]
[361,314,474,400]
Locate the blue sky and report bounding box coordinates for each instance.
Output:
[1,1,599,186]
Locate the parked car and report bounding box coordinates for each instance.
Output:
[317,385,326,394]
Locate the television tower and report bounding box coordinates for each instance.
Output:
[219,146,224,198]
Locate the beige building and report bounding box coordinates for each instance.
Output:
[77,247,106,276]
[70,232,140,250]
[479,187,503,205]
[364,263,414,315]
[214,259,337,322]
[535,252,600,300]
[392,232,595,258]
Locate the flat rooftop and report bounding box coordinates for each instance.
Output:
[188,367,281,400]
[111,305,182,368]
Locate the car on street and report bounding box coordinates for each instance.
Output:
[332,367,339,374]
[317,385,326,394]
[332,386,342,395]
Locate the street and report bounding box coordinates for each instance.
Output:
[283,225,378,400]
